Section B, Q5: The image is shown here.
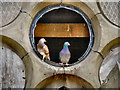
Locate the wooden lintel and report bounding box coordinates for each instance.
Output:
[34,23,89,37]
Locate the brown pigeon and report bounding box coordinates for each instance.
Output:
[37,38,50,61]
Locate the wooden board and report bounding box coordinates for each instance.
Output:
[34,23,89,37]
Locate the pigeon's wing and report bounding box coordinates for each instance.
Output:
[59,50,63,60]
[43,45,49,55]
[37,44,45,56]
[59,49,70,63]
[43,45,50,60]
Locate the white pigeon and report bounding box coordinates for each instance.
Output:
[59,42,71,66]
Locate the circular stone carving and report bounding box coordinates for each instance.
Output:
[1,2,22,27]
[98,1,120,27]
[30,4,94,67]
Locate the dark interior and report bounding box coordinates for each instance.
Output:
[58,86,69,90]
[37,8,86,23]
[35,37,89,64]
[34,8,90,64]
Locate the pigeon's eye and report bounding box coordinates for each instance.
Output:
[30,4,94,67]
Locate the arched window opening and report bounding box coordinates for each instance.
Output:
[30,4,94,67]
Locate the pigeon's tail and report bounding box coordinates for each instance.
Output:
[45,55,50,61]
[47,56,50,61]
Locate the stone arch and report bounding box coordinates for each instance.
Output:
[35,74,94,88]
[101,37,120,58]
[0,35,34,88]
[99,37,120,84]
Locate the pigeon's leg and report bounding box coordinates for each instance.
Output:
[42,59,44,62]
[42,56,45,62]
[65,63,69,66]
[59,63,63,66]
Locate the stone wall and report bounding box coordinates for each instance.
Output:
[0,1,120,89]
[0,44,25,88]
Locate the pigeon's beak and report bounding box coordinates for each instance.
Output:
[68,43,70,46]
[43,39,47,42]
[44,40,47,42]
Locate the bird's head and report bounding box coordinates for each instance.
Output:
[64,42,70,46]
[39,38,46,43]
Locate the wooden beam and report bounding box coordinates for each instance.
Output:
[34,23,89,37]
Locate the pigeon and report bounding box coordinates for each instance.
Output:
[59,42,71,66]
[37,38,50,61]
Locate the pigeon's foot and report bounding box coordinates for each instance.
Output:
[42,59,44,62]
[59,63,63,66]
[65,63,69,66]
